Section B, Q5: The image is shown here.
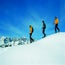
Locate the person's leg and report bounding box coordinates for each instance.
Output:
[42,29,44,38]
[30,33,32,43]
[30,33,34,43]
[55,24,57,33]
[56,24,60,32]
[31,33,34,42]
[44,33,46,37]
[42,28,46,38]
[30,33,31,39]
[44,29,46,37]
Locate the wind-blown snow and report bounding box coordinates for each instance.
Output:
[0,32,65,65]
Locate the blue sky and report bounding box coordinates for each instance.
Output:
[0,0,65,40]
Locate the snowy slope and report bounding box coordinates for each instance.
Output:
[0,32,65,65]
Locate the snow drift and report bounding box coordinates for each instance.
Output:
[0,32,65,65]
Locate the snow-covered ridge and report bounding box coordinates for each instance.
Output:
[0,32,65,65]
[0,36,28,47]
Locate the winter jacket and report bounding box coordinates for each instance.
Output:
[29,26,33,34]
[42,23,46,29]
[54,18,59,24]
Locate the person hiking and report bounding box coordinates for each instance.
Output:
[54,17,60,33]
[29,25,34,43]
[42,20,46,38]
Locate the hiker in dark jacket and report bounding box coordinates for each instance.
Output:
[29,25,34,43]
[42,20,46,38]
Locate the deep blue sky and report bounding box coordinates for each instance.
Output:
[0,0,65,39]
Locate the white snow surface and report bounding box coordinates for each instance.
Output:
[0,32,65,65]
